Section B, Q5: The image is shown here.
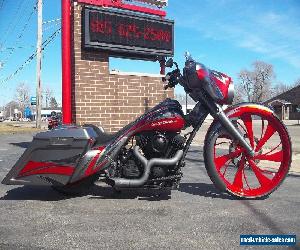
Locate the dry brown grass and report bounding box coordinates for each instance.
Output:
[0,122,42,134]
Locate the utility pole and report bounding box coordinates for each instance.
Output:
[36,0,42,128]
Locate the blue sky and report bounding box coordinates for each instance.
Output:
[0,0,300,106]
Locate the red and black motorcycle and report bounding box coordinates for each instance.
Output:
[48,111,62,130]
[2,54,292,199]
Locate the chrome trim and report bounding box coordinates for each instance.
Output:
[227,82,234,104]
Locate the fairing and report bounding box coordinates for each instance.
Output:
[183,59,234,104]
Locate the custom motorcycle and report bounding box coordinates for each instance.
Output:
[48,111,62,130]
[2,54,292,199]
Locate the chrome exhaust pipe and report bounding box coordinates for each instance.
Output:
[111,146,183,188]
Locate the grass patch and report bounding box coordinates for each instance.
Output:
[0,122,43,134]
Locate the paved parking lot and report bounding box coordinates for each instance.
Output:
[0,133,299,249]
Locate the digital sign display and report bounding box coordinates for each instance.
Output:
[83,7,174,60]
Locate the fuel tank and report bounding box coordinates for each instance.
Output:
[134,98,186,133]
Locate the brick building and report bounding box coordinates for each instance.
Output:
[71,2,173,132]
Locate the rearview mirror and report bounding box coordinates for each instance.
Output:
[184,51,193,61]
[165,58,174,68]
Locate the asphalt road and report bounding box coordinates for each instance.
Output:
[0,133,299,250]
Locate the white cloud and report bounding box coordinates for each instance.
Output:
[172,2,300,69]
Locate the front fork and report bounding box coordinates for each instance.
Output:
[192,91,255,157]
[215,105,255,157]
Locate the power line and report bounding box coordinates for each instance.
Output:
[0,28,61,85]
[0,0,28,48]
[0,45,36,52]
[0,1,37,69]
[42,18,61,32]
[43,23,60,31]
[43,18,61,25]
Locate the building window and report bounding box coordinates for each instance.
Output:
[292,105,299,112]
[110,57,162,76]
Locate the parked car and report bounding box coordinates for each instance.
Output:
[12,117,19,121]
[5,117,14,121]
[20,118,31,122]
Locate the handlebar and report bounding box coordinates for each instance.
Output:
[162,68,182,90]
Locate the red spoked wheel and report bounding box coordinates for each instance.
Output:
[204,105,292,199]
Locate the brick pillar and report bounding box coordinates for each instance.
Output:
[72,3,174,132]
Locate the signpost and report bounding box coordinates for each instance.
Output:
[30,97,37,106]
[83,7,174,60]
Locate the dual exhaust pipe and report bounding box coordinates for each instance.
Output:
[110,146,183,188]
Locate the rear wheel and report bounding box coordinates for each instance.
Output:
[204,108,291,199]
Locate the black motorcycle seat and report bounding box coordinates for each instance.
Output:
[95,132,118,145]
[85,123,137,146]
[83,124,118,145]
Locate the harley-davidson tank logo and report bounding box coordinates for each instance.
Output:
[150,119,176,127]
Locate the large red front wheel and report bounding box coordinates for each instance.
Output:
[204,104,292,199]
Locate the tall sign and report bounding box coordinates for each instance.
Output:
[36,0,43,128]
[83,7,174,60]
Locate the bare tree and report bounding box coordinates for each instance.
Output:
[271,78,300,97]
[15,83,30,113]
[49,97,58,109]
[294,78,300,87]
[272,82,291,97]
[252,61,274,102]
[237,69,253,102]
[236,61,275,103]
[232,83,245,104]
[43,86,53,108]
[4,101,19,118]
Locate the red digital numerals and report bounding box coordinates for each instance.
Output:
[90,20,112,34]
[90,19,171,43]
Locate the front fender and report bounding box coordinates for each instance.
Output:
[223,102,275,118]
[206,102,276,141]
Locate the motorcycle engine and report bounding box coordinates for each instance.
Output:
[135,131,186,178]
[117,132,185,180]
[119,148,143,179]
